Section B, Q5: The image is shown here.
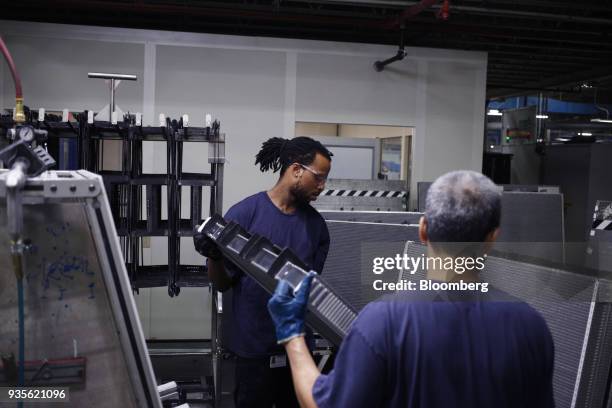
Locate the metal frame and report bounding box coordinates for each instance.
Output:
[0,169,162,407]
[320,209,422,224]
[1,113,226,406]
[314,178,409,211]
[1,113,226,292]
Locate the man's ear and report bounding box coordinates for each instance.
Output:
[290,163,302,179]
[482,227,500,254]
[419,216,428,244]
[485,227,500,243]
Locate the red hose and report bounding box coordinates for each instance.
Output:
[0,35,23,98]
[383,0,442,29]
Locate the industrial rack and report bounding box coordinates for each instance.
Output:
[1,109,225,296]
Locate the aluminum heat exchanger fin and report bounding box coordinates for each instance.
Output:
[200,214,357,346]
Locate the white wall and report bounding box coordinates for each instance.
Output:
[1,20,487,338]
[338,124,412,138]
[0,35,144,113]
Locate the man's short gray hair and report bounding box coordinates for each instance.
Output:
[425,170,501,243]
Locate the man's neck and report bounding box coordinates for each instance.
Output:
[268,184,298,214]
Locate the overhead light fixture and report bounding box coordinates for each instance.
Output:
[555,138,571,142]
[536,114,549,119]
[487,109,502,116]
[591,118,612,123]
[578,132,592,136]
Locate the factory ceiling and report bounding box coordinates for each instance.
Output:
[3,0,612,103]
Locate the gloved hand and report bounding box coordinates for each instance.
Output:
[267,271,316,344]
[193,228,222,261]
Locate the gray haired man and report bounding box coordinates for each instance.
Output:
[267,170,555,408]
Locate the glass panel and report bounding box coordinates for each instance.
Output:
[251,248,277,271]
[227,234,248,254]
[274,262,308,292]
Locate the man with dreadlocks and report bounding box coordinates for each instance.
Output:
[194,136,333,407]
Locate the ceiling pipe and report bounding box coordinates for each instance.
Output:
[14,0,386,29]
[8,0,612,35]
[316,0,612,25]
[388,22,612,47]
[382,0,442,29]
[487,85,581,99]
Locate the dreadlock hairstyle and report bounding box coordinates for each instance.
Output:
[255,137,333,175]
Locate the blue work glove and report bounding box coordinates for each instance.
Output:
[267,271,316,344]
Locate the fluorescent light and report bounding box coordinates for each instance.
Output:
[578,132,592,136]
[487,109,503,116]
[591,118,612,123]
[536,114,549,119]
[555,138,570,142]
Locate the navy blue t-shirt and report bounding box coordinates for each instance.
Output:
[223,191,330,358]
[313,291,555,408]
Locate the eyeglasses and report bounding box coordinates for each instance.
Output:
[299,164,328,183]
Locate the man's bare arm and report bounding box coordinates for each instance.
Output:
[284,337,320,408]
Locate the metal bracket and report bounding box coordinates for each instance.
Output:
[0,170,102,199]
[207,132,226,164]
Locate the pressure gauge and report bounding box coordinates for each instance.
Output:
[18,126,35,143]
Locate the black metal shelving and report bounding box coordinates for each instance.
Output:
[1,110,225,296]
